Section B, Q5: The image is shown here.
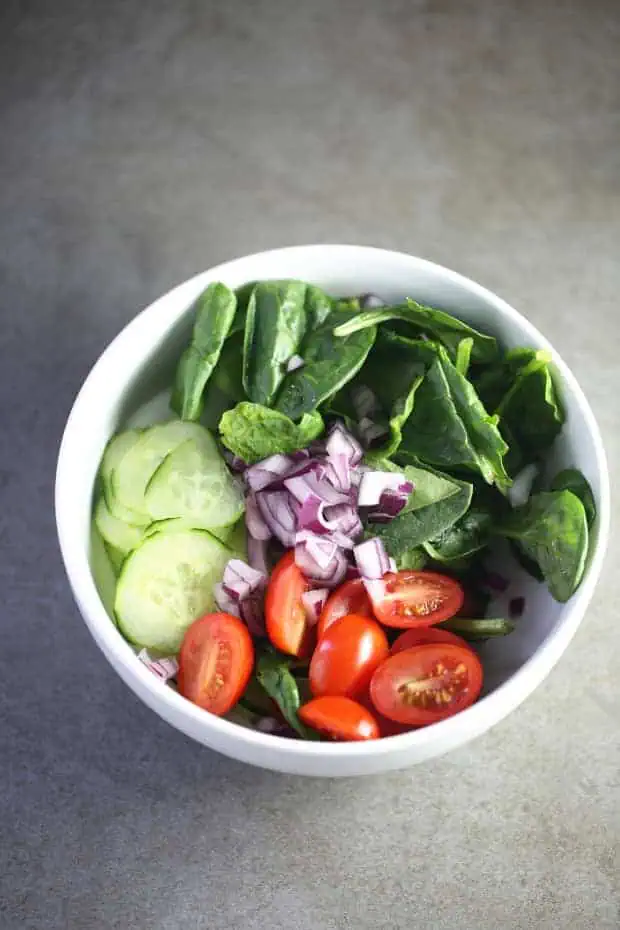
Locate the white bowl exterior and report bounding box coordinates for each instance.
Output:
[55,246,610,776]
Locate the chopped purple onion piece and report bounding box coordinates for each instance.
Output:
[301,588,329,626]
[286,354,305,372]
[246,453,295,491]
[363,578,387,606]
[295,532,348,587]
[326,421,364,467]
[481,569,510,593]
[245,493,271,541]
[256,490,298,547]
[354,537,392,580]
[247,535,269,575]
[359,293,386,309]
[509,596,525,618]
[214,582,241,617]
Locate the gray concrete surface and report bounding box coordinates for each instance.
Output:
[1,1,619,927]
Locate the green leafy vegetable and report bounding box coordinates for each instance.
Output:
[440,617,514,640]
[333,298,498,364]
[550,469,596,527]
[219,402,324,464]
[394,548,428,571]
[200,332,246,429]
[496,490,589,602]
[369,462,474,558]
[396,341,510,487]
[171,283,237,421]
[256,652,309,738]
[455,338,474,377]
[275,297,377,420]
[242,280,307,406]
[423,499,495,563]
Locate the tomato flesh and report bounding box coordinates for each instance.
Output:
[391,626,471,655]
[309,613,389,700]
[317,578,374,639]
[178,612,254,716]
[299,696,380,741]
[372,570,464,628]
[370,642,483,726]
[265,551,315,658]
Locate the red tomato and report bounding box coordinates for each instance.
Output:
[317,578,374,639]
[370,643,483,726]
[372,571,464,628]
[178,612,254,716]
[358,694,413,738]
[391,626,471,655]
[309,613,389,699]
[299,696,380,741]
[265,551,314,658]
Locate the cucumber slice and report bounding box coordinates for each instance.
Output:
[105,543,126,575]
[225,519,248,559]
[144,436,244,529]
[90,522,119,620]
[144,517,236,547]
[94,497,146,555]
[115,529,232,652]
[100,430,150,525]
[113,421,209,515]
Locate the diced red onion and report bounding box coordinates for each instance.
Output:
[510,596,525,618]
[360,293,386,309]
[247,535,269,575]
[222,450,247,472]
[358,417,389,446]
[220,559,267,637]
[214,582,242,617]
[354,537,392,580]
[295,532,348,587]
[246,454,295,491]
[286,354,305,372]
[245,494,271,540]
[301,588,329,626]
[352,385,381,420]
[256,716,280,733]
[508,464,538,508]
[326,421,364,468]
[137,649,178,682]
[358,471,410,507]
[256,490,298,547]
[481,569,510,593]
[345,563,360,581]
[367,488,412,523]
[388,558,397,573]
[284,469,350,506]
[363,578,387,606]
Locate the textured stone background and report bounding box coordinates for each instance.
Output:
[1,1,619,927]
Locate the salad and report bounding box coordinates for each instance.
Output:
[93,279,595,741]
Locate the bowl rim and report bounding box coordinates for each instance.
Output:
[55,244,611,759]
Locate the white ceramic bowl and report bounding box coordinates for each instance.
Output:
[55,245,609,777]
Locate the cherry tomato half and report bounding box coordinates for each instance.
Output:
[370,642,483,726]
[317,578,374,639]
[299,696,380,741]
[372,570,464,629]
[265,551,314,658]
[178,612,254,716]
[391,626,471,655]
[309,613,389,699]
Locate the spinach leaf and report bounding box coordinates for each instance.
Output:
[455,337,473,377]
[228,281,257,337]
[171,282,237,421]
[219,402,324,464]
[394,548,428,571]
[423,499,494,563]
[440,617,514,640]
[333,298,498,364]
[275,297,376,420]
[347,330,425,457]
[243,280,307,406]
[369,463,473,558]
[496,352,564,465]
[496,490,589,602]
[397,342,510,488]
[256,652,309,738]
[200,332,246,429]
[550,469,596,527]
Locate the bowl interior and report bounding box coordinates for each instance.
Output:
[57,245,608,771]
